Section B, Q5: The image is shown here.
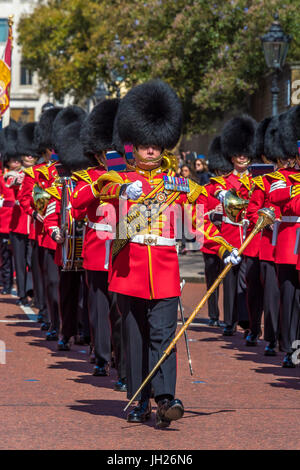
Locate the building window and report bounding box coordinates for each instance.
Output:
[0,18,8,43]
[20,64,33,85]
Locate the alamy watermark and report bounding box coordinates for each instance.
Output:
[291,80,300,105]
[94,200,205,249]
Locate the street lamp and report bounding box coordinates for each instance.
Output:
[110,34,124,99]
[261,13,292,116]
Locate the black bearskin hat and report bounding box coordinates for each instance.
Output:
[255,117,272,160]
[114,79,182,150]
[52,105,86,153]
[80,99,120,156]
[17,122,40,158]
[280,105,300,158]
[56,120,91,171]
[221,115,257,161]
[264,113,287,161]
[34,106,63,153]
[1,124,20,163]
[207,136,233,173]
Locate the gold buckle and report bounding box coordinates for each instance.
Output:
[144,235,157,245]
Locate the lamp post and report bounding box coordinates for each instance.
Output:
[261,13,292,116]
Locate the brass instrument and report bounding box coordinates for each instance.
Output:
[161,150,179,173]
[223,189,249,223]
[124,207,276,411]
[33,184,51,215]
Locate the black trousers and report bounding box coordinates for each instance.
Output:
[0,233,13,292]
[223,256,249,327]
[31,241,47,317]
[118,294,178,402]
[86,270,111,367]
[77,276,90,340]
[43,248,60,331]
[110,292,126,381]
[203,252,222,320]
[245,256,264,336]
[9,232,32,299]
[277,264,300,353]
[59,269,88,339]
[260,260,280,343]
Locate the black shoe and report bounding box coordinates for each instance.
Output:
[16,297,29,307]
[156,398,184,429]
[223,324,237,336]
[40,322,50,331]
[93,363,109,376]
[1,289,11,295]
[264,342,277,356]
[127,400,152,423]
[282,353,296,368]
[208,319,220,327]
[114,378,127,392]
[45,329,58,341]
[245,333,259,346]
[57,337,71,351]
[89,345,96,364]
[36,313,44,323]
[243,328,251,339]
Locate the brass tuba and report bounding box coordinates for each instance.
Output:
[32,184,51,215]
[224,189,249,223]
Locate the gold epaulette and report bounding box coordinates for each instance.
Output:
[187,179,207,203]
[252,175,265,191]
[239,174,251,191]
[289,173,300,183]
[44,186,61,200]
[72,169,93,184]
[291,185,300,198]
[265,171,286,181]
[36,165,50,180]
[209,176,227,188]
[23,167,35,179]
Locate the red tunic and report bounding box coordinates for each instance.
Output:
[245,175,281,262]
[96,166,233,300]
[208,171,258,255]
[0,172,15,234]
[18,162,58,250]
[4,170,31,235]
[70,166,113,272]
[268,168,300,265]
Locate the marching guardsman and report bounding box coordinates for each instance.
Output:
[207,115,257,336]
[19,106,62,338]
[92,80,240,428]
[2,125,34,306]
[0,123,19,296]
[244,117,281,354]
[71,99,127,390]
[267,106,300,367]
[202,136,233,326]
[43,105,90,352]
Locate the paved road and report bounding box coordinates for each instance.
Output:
[0,285,299,450]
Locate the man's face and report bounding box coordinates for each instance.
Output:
[231,155,249,172]
[135,145,162,170]
[22,155,37,168]
[7,158,21,171]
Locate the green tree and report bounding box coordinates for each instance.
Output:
[17,0,300,132]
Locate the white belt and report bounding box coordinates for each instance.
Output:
[281,216,300,223]
[222,216,242,227]
[88,221,113,232]
[130,234,176,246]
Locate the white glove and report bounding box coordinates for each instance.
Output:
[216,190,228,204]
[125,180,143,200]
[224,248,241,266]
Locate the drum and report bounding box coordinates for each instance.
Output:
[61,178,85,271]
